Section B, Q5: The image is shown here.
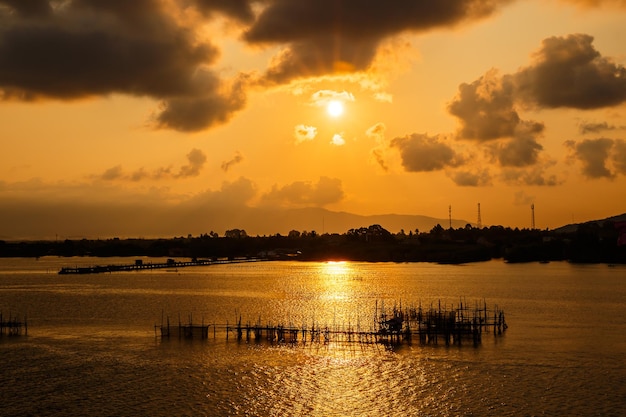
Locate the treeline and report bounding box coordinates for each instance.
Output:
[1,221,625,264]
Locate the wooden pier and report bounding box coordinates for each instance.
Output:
[0,312,27,336]
[157,300,507,347]
[59,257,266,274]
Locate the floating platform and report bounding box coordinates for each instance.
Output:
[157,300,507,347]
[59,257,266,274]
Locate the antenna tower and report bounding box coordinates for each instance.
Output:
[449,205,452,229]
[531,203,535,230]
[477,203,482,229]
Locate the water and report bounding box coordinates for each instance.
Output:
[1,258,625,416]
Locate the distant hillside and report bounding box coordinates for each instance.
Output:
[552,212,626,234]
[0,202,471,240]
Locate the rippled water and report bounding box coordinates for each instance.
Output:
[1,258,625,416]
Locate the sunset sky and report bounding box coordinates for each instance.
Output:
[1,0,626,239]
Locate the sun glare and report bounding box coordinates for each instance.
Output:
[327,100,344,117]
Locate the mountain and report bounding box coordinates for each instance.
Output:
[552,212,626,234]
[0,202,471,240]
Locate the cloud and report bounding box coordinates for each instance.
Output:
[565,138,616,179]
[448,169,492,186]
[310,90,355,107]
[152,73,248,132]
[366,122,389,171]
[0,0,52,17]
[500,167,560,186]
[579,121,625,134]
[244,0,513,83]
[294,124,318,143]
[373,92,393,103]
[190,0,255,23]
[390,133,464,172]
[366,122,386,143]
[450,35,626,136]
[221,151,244,172]
[447,34,625,177]
[331,133,346,146]
[101,165,124,181]
[261,176,345,207]
[515,34,626,109]
[449,69,534,141]
[177,148,207,178]
[486,123,545,167]
[613,140,626,175]
[0,0,248,131]
[98,148,206,181]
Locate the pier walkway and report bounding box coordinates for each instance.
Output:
[58,257,266,274]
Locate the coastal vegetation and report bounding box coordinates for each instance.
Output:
[1,220,625,264]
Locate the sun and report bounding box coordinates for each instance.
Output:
[327,100,344,118]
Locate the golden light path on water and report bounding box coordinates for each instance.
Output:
[318,261,352,301]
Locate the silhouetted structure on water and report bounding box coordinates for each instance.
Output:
[157,300,507,347]
[0,312,27,336]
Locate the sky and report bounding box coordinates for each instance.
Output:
[1,0,626,239]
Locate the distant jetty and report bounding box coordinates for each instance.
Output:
[157,300,507,347]
[58,257,266,274]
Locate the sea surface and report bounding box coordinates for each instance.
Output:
[0,257,625,416]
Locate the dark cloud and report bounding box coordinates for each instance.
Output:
[0,0,247,131]
[0,0,52,17]
[153,74,248,132]
[366,123,388,171]
[244,0,513,83]
[191,0,256,23]
[611,139,626,175]
[500,167,560,186]
[177,148,207,178]
[579,121,625,134]
[487,123,545,167]
[101,165,124,181]
[448,70,522,141]
[489,136,543,167]
[565,138,615,179]
[450,35,625,141]
[370,149,389,172]
[261,176,344,207]
[221,151,244,172]
[390,133,464,172]
[515,34,626,109]
[98,148,206,181]
[448,34,625,176]
[448,169,492,186]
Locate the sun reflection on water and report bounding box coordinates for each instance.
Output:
[318,261,352,301]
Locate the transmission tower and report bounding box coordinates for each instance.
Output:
[531,203,535,230]
[477,203,482,229]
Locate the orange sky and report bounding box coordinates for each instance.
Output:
[1,0,626,239]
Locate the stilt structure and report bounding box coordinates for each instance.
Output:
[157,300,507,347]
